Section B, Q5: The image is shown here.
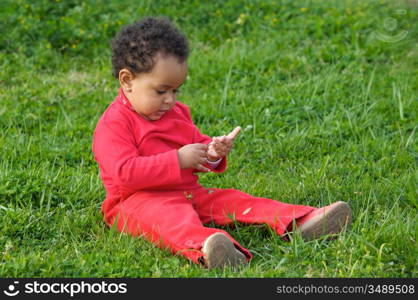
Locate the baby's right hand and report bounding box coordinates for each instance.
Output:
[178,143,210,172]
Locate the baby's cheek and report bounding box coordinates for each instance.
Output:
[146,98,160,109]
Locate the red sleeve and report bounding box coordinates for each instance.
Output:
[178,103,227,173]
[93,117,183,190]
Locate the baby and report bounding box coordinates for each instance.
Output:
[92,17,352,269]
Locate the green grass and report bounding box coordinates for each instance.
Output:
[1,0,417,277]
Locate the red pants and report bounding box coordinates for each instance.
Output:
[113,187,314,264]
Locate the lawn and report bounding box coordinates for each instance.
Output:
[0,0,417,277]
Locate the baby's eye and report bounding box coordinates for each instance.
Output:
[156,90,166,95]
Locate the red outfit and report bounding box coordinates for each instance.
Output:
[92,89,314,264]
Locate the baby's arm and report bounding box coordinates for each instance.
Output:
[93,118,183,190]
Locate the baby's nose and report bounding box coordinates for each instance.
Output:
[164,92,176,104]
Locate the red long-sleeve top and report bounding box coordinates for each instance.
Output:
[92,89,226,224]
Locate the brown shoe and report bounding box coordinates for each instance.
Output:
[202,233,247,269]
[296,201,352,241]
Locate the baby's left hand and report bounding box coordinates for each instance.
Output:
[207,126,241,161]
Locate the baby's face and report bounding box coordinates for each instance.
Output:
[124,53,188,121]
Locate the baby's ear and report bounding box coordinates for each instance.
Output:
[119,68,134,92]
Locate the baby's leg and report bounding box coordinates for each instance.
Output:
[193,188,315,236]
[111,190,252,265]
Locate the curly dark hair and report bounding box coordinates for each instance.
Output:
[110,17,189,78]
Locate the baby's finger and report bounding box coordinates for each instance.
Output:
[219,136,228,143]
[196,164,211,172]
[213,142,226,152]
[193,144,208,152]
[199,156,209,164]
[200,150,207,157]
[217,142,228,151]
[212,137,220,144]
[226,126,241,140]
[223,138,233,147]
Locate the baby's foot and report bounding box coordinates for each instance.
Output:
[295,201,352,241]
[202,233,247,269]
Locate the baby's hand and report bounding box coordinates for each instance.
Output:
[178,143,211,172]
[207,126,241,161]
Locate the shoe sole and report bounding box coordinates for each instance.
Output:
[299,201,352,241]
[202,233,246,269]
